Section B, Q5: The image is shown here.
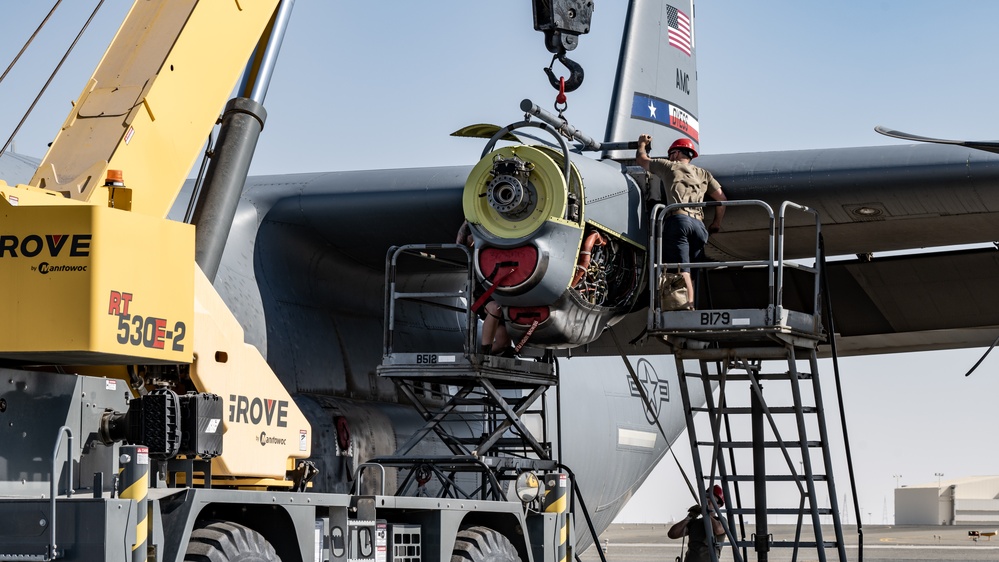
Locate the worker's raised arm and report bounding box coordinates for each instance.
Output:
[667,517,688,539]
[636,134,653,171]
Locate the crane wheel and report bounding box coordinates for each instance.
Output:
[451,526,522,562]
[184,520,280,562]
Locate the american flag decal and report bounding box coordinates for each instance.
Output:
[666,5,692,56]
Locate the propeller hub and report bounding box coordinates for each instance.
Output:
[486,156,536,218]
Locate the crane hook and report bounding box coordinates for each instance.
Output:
[544,53,584,93]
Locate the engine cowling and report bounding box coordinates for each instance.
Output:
[462,143,647,348]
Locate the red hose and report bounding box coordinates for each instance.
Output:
[571,231,607,287]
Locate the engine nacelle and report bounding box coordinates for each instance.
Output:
[463,142,647,348]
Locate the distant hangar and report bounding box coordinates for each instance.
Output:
[895,476,999,525]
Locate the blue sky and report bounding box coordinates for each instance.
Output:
[2,1,998,525]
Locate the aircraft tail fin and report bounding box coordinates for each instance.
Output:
[604,0,699,159]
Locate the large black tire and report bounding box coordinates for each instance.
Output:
[451,526,522,562]
[184,520,280,562]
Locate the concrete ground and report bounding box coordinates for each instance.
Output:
[577,523,999,561]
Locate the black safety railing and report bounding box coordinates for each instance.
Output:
[382,243,477,358]
[377,242,558,503]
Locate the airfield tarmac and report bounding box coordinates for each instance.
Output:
[578,523,999,561]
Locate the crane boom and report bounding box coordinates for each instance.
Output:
[0,1,623,560]
[30,0,279,218]
[2,0,309,481]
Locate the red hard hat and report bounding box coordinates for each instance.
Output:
[712,484,725,506]
[669,138,698,159]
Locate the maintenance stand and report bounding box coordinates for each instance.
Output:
[375,244,593,562]
[648,200,851,562]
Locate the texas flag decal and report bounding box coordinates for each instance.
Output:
[630,92,700,143]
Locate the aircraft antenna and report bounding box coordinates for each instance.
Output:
[963,332,999,377]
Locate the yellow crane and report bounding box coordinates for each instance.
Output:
[1,0,308,490]
[0,1,597,560]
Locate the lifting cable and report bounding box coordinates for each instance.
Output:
[0,1,63,86]
[557,462,608,562]
[2,0,107,156]
[819,233,864,562]
[609,329,749,561]
[542,354,606,562]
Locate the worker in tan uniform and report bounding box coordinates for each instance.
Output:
[636,135,728,309]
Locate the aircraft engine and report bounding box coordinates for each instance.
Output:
[463,140,647,348]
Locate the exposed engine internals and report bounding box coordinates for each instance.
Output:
[571,227,643,307]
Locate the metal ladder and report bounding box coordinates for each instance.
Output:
[675,344,847,562]
[648,200,849,562]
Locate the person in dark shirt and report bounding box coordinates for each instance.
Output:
[668,485,727,562]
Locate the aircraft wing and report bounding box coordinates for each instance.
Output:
[698,143,999,261]
[706,142,999,355]
[577,142,999,358]
[593,245,999,357]
[227,140,999,362]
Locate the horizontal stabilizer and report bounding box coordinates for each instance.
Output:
[875,125,999,155]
